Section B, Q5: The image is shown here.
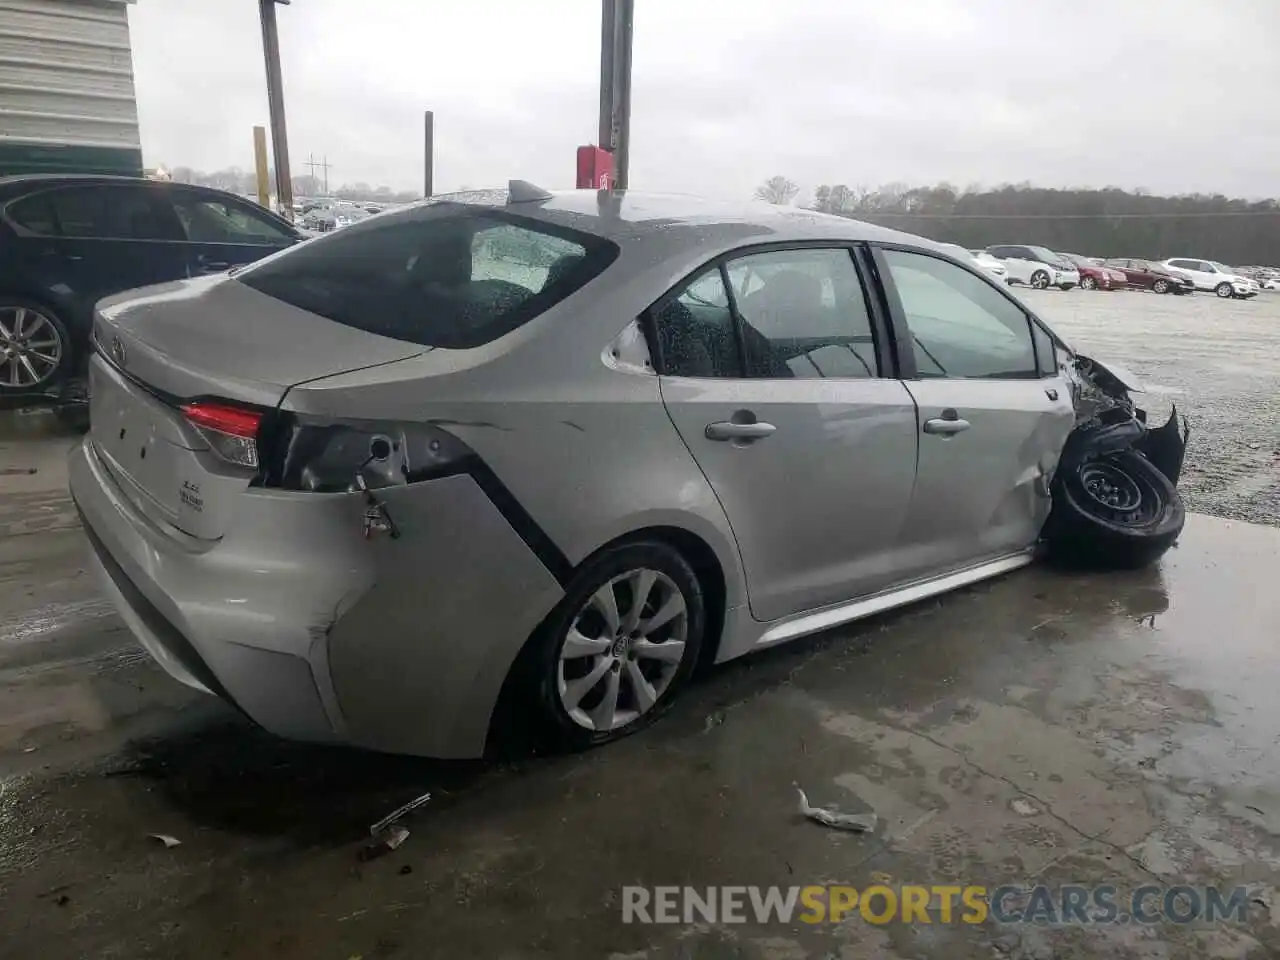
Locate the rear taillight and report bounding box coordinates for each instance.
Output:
[181,401,263,468]
[255,417,474,492]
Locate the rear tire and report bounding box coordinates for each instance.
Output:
[0,298,71,395]
[1215,282,1233,298]
[1044,449,1185,569]
[510,540,705,753]
[1153,279,1170,294]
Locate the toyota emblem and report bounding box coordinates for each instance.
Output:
[110,335,126,367]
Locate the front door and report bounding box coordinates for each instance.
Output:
[874,247,1075,578]
[655,246,920,623]
[168,190,298,275]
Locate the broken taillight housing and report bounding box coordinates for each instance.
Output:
[254,416,474,492]
[181,401,264,469]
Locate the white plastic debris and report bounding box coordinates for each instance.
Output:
[795,784,877,833]
[148,833,182,848]
[369,791,431,836]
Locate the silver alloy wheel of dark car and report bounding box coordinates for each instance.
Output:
[1153,279,1169,294]
[0,305,63,390]
[1215,282,1233,299]
[1080,276,1097,290]
[1031,271,1050,289]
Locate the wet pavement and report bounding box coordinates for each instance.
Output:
[1,290,1278,958]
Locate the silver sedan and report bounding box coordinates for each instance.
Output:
[71,184,1082,758]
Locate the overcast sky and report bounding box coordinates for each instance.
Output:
[127,0,1278,201]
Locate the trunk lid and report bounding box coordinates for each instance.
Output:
[93,275,426,408]
[88,275,425,542]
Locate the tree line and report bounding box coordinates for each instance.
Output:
[160,165,420,204]
[756,177,1280,266]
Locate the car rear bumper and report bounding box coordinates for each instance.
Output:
[69,437,565,758]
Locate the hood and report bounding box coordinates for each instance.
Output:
[94,275,426,407]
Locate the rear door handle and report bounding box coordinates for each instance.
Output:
[923,417,971,436]
[196,257,230,272]
[705,421,777,442]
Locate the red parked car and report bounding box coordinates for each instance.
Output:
[1059,253,1127,291]
[1101,258,1195,295]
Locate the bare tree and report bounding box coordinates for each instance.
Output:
[755,176,799,205]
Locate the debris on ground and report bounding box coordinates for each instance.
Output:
[703,711,726,732]
[794,784,877,833]
[358,826,410,862]
[369,791,431,836]
[147,833,182,848]
[398,864,413,875]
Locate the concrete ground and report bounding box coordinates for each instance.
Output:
[1,290,1278,959]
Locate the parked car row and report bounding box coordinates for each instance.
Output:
[933,241,1259,300]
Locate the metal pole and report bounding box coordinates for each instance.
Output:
[597,0,634,190]
[613,0,634,190]
[423,111,434,198]
[258,0,294,219]
[598,0,617,152]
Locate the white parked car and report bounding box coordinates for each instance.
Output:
[1161,259,1257,299]
[1261,278,1280,291]
[985,245,1080,290]
[934,243,1007,282]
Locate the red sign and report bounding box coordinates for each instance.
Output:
[576,145,614,190]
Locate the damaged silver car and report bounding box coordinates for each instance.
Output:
[68,184,1187,758]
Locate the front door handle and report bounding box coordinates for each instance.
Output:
[923,416,971,436]
[196,257,230,272]
[705,420,777,442]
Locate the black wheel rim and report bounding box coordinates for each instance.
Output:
[1078,459,1159,525]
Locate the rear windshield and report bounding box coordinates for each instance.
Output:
[237,205,618,348]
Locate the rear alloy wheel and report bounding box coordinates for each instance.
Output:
[1153,279,1170,294]
[1031,270,1050,290]
[520,541,705,750]
[0,302,68,393]
[1215,282,1233,298]
[1080,276,1097,290]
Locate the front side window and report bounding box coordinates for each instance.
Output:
[6,193,56,235]
[173,195,294,244]
[725,248,879,379]
[238,206,617,348]
[882,248,1037,380]
[652,269,740,378]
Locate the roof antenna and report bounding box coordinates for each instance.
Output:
[508,180,554,204]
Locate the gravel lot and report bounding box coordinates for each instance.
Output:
[1020,287,1280,526]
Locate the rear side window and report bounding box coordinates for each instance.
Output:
[653,269,741,378]
[237,207,618,348]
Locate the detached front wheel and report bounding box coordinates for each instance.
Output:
[1044,449,1185,568]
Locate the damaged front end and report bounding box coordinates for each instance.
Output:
[1042,355,1190,568]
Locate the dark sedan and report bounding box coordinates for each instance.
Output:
[1102,258,1194,295]
[0,175,301,396]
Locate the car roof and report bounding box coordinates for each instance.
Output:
[0,174,242,199]
[399,188,934,259]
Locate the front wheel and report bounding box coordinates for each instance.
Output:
[1153,279,1170,294]
[1216,282,1233,298]
[1080,276,1097,290]
[1044,449,1185,569]
[1030,271,1050,290]
[0,300,71,394]
[514,540,705,751]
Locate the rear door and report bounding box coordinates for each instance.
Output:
[988,245,1033,284]
[44,182,189,307]
[655,245,920,623]
[168,189,299,275]
[873,246,1075,578]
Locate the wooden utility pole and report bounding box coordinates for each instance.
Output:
[258,0,294,218]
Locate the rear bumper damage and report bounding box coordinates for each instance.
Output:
[69,437,565,759]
